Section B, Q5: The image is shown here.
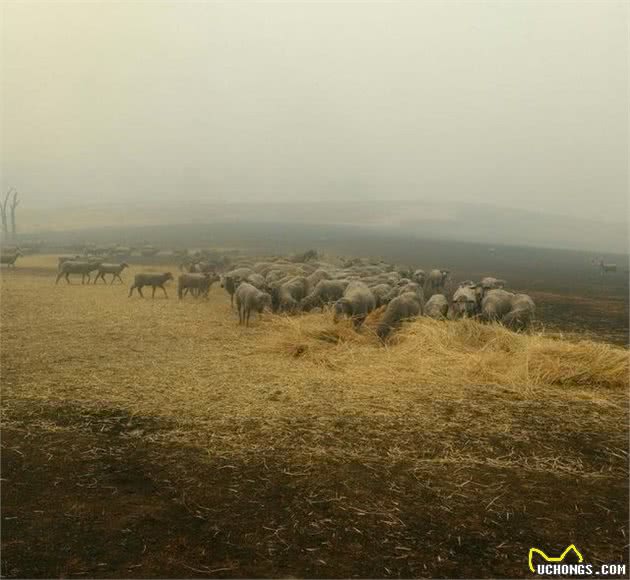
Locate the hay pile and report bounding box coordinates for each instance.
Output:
[267,313,628,391]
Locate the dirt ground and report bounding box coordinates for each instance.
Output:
[1,256,628,578]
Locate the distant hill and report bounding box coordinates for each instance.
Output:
[17,199,628,253]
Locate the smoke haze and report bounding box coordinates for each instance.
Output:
[1,1,628,250]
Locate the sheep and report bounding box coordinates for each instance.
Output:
[221,267,254,307]
[128,272,174,298]
[1,250,22,268]
[221,275,240,308]
[300,279,350,312]
[246,272,267,290]
[369,283,394,308]
[58,255,81,269]
[333,281,376,329]
[425,294,449,319]
[265,269,288,285]
[55,260,102,284]
[189,261,218,274]
[271,276,309,313]
[93,262,129,284]
[424,269,450,299]
[599,260,618,275]
[412,269,426,286]
[477,276,507,301]
[502,294,536,330]
[178,272,219,299]
[377,292,422,340]
[382,281,424,309]
[306,268,331,290]
[450,282,480,319]
[480,289,515,322]
[396,282,425,310]
[235,282,272,326]
[480,276,507,290]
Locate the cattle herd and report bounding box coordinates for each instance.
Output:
[43,250,537,340]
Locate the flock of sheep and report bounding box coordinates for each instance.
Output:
[51,252,536,339]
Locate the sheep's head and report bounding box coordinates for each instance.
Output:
[258,293,272,312]
[165,272,174,281]
[333,298,352,320]
[121,263,129,269]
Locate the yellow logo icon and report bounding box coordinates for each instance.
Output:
[528,544,584,572]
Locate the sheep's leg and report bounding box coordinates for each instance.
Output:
[128,285,135,297]
[137,286,144,298]
[246,309,251,327]
[161,286,168,298]
[65,273,71,284]
[55,272,63,285]
[152,286,156,299]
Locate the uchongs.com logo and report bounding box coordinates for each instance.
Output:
[528,544,627,577]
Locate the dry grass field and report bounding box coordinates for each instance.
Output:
[2,255,628,578]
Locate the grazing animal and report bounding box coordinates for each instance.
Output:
[1,250,22,268]
[190,261,218,274]
[502,294,536,330]
[246,273,267,290]
[273,276,309,313]
[383,282,424,309]
[221,268,255,308]
[481,289,536,329]
[306,269,331,290]
[301,279,350,312]
[599,260,617,275]
[412,269,426,286]
[178,273,219,299]
[221,275,240,308]
[425,294,449,319]
[128,272,174,298]
[93,262,129,284]
[451,282,480,319]
[480,289,514,322]
[369,283,394,308]
[333,281,376,329]
[57,255,81,269]
[55,260,102,284]
[235,282,272,326]
[424,269,450,299]
[377,292,422,340]
[477,277,507,301]
[480,276,507,290]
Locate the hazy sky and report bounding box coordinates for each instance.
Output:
[2,1,628,222]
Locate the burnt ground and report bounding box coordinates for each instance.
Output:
[2,404,628,579]
[1,236,629,579]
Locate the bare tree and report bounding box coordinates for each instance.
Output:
[0,188,14,241]
[9,190,19,239]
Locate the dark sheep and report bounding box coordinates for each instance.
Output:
[300,279,350,312]
[377,292,422,340]
[129,272,174,298]
[333,281,376,329]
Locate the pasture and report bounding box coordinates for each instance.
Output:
[2,255,628,578]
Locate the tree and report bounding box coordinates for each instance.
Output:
[9,189,18,239]
[1,188,20,242]
[1,188,14,241]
